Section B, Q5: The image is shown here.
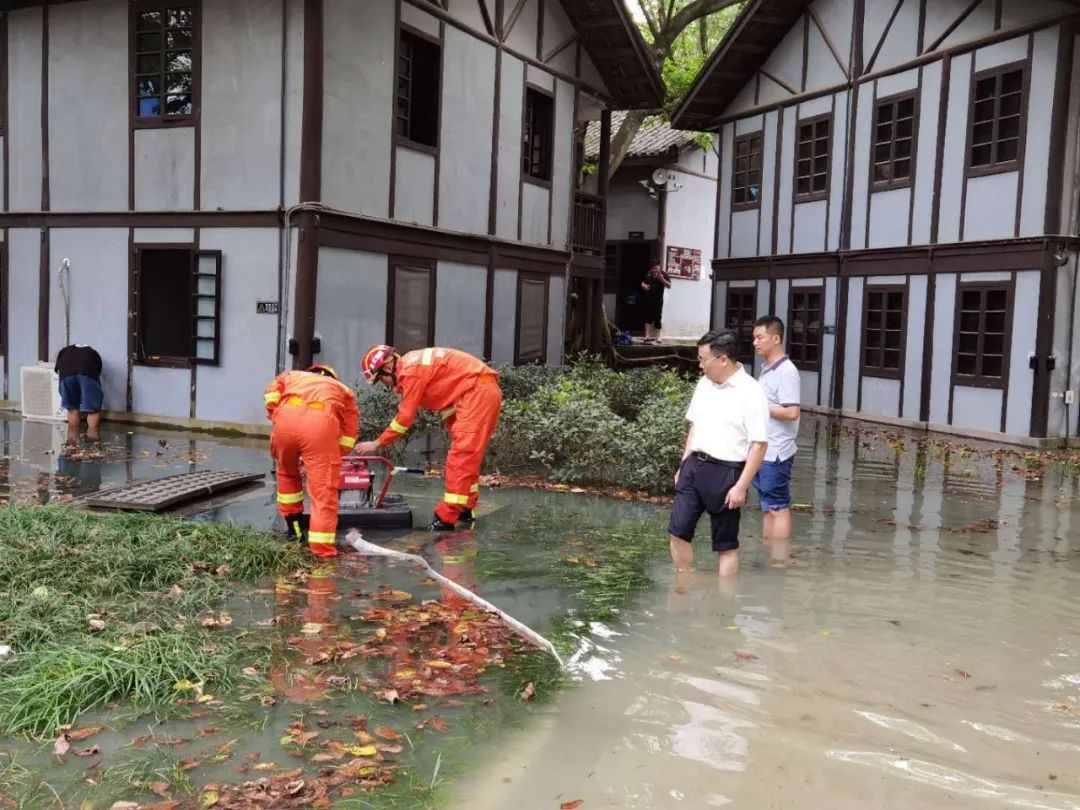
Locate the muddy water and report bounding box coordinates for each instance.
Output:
[454,423,1080,809]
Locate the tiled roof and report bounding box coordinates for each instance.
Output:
[584,112,700,160]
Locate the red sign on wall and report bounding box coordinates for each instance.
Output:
[665,245,701,280]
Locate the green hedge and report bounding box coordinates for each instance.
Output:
[356,357,695,494]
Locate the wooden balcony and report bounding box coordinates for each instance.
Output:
[571,191,605,256]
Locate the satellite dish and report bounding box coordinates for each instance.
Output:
[651,168,670,187]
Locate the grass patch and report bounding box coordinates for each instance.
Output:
[0,505,303,737]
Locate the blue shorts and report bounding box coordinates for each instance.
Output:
[668,454,744,552]
[59,374,103,413]
[753,455,794,512]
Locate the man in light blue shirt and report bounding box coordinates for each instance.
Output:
[751,317,801,551]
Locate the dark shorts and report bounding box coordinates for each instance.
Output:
[59,374,103,413]
[753,455,794,512]
[668,454,744,552]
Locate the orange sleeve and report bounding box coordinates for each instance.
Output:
[335,383,360,453]
[377,369,428,447]
[263,373,288,421]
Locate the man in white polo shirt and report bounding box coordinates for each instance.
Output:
[669,329,769,577]
[751,316,801,553]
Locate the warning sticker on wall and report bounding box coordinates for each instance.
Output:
[665,245,701,281]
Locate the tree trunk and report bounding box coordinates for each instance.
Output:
[607,109,648,181]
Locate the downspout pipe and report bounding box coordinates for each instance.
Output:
[275,0,288,374]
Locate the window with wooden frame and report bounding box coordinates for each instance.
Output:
[788,287,823,370]
[396,29,441,149]
[133,3,196,124]
[795,115,830,201]
[732,132,763,209]
[523,88,554,182]
[861,286,905,378]
[725,287,757,363]
[134,246,221,365]
[954,284,1011,387]
[516,274,549,364]
[872,93,916,190]
[388,260,435,355]
[968,63,1026,175]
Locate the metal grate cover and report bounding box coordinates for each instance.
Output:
[84,470,265,512]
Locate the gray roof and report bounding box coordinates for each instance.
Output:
[584,112,700,160]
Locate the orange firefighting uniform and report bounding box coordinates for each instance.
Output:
[264,370,359,557]
[376,347,502,525]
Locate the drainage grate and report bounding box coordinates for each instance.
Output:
[83,470,265,512]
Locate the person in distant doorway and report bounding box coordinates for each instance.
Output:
[751,317,801,558]
[668,330,769,578]
[55,344,103,443]
[640,263,671,343]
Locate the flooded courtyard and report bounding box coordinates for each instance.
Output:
[2,415,1080,807]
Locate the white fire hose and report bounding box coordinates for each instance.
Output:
[345,529,565,669]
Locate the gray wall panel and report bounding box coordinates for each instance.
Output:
[394,147,436,226]
[730,210,759,258]
[774,280,790,345]
[322,0,393,216]
[490,269,517,365]
[792,200,827,253]
[133,228,194,243]
[520,183,550,244]
[134,129,196,211]
[196,229,280,424]
[49,0,127,211]
[663,170,717,337]
[605,176,657,239]
[843,277,864,410]
[1020,27,1058,237]
[495,56,525,240]
[1049,261,1076,438]
[756,280,770,317]
[820,276,838,406]
[201,0,284,210]
[929,273,957,424]
[940,0,996,50]
[757,111,778,256]
[283,0,304,206]
[807,24,846,94]
[734,114,764,136]
[8,9,43,212]
[400,1,439,37]
[903,275,927,419]
[827,91,848,251]
[7,230,40,402]
[717,124,733,256]
[938,53,972,244]
[434,262,486,358]
[861,376,901,418]
[439,28,495,235]
[952,386,1004,432]
[874,67,919,98]
[314,247,388,391]
[798,370,819,407]
[712,280,727,332]
[550,79,574,248]
[911,61,942,245]
[871,0,919,73]
[547,275,565,366]
[504,0,536,55]
[868,187,911,248]
[48,229,128,411]
[849,82,872,250]
[963,172,1018,240]
[777,108,796,254]
[758,15,808,95]
[973,33,1030,70]
[543,2,578,76]
[1005,270,1039,435]
[132,367,190,419]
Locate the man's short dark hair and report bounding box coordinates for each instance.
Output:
[697,329,739,362]
[753,315,785,342]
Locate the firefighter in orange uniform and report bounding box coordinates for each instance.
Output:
[356,346,503,531]
[264,364,359,558]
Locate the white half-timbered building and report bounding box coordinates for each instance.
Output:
[0,0,660,429]
[674,0,1080,443]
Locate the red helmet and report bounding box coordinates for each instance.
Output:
[361,345,398,384]
[306,363,339,381]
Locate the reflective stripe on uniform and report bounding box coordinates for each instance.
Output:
[308,531,336,545]
[470,483,479,493]
[339,436,356,449]
[264,391,281,404]
[420,348,435,365]
[277,491,305,505]
[284,396,323,409]
[389,419,408,434]
[440,407,456,421]
[443,492,470,506]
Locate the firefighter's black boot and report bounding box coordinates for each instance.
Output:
[283,513,309,543]
[457,508,475,527]
[428,513,457,532]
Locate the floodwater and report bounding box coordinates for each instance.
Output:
[4,415,1080,807]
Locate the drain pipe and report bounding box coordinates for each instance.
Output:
[1067,58,1080,440]
[275,0,289,374]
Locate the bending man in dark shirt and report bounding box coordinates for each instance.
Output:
[55,344,103,440]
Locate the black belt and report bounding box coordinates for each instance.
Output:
[692,451,745,470]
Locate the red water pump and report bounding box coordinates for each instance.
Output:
[311,455,414,530]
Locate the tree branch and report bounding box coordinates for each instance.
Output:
[636,0,660,42]
[657,0,743,53]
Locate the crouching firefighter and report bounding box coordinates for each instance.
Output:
[356,346,503,532]
[264,364,359,558]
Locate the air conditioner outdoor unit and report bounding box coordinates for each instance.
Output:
[20,363,65,422]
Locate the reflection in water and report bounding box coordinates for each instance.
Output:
[454,418,1080,809]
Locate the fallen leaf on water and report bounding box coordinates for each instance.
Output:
[412,703,428,712]
[725,625,739,630]
[199,791,219,808]
[374,726,400,741]
[354,731,375,744]
[150,781,171,798]
[67,726,103,742]
[561,801,584,809]
[426,660,453,670]
[73,745,101,757]
[88,618,107,632]
[887,619,901,626]
[377,589,412,603]
[377,743,404,754]
[674,585,686,594]
[129,734,152,748]
[735,651,759,663]
[109,804,139,810]
[374,627,387,640]
[301,622,324,635]
[820,630,832,637]
[178,757,204,771]
[141,803,181,810]
[252,762,280,771]
[955,669,972,679]
[53,733,70,762]
[375,688,400,704]
[311,753,340,763]
[431,717,449,732]
[519,682,535,701]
